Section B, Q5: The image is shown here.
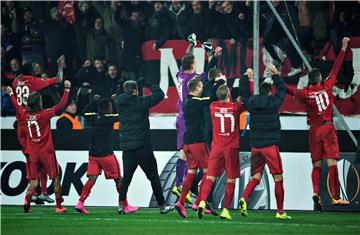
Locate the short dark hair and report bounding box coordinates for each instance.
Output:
[22,63,34,75]
[259,82,272,96]
[181,54,195,71]
[123,80,138,95]
[208,68,222,81]
[308,68,322,85]
[97,98,112,114]
[216,84,229,101]
[27,91,42,112]
[187,77,202,92]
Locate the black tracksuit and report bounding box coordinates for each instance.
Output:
[116,84,166,206]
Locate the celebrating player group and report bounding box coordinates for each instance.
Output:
[6,33,350,220]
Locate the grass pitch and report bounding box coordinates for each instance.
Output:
[1,206,359,235]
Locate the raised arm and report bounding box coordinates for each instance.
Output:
[141,83,165,110]
[272,75,286,108]
[52,80,71,114]
[7,86,26,117]
[325,37,349,88]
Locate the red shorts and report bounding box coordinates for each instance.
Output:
[87,154,120,179]
[25,158,47,182]
[27,153,59,180]
[251,145,283,175]
[207,147,240,179]
[309,124,339,162]
[183,143,209,169]
[17,124,29,156]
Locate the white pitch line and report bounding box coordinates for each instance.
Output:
[2,216,360,229]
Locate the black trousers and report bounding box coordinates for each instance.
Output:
[263,34,302,68]
[119,145,165,206]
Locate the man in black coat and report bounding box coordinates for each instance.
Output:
[238,64,292,220]
[116,80,173,214]
[146,1,171,50]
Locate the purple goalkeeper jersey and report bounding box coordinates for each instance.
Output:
[176,68,206,113]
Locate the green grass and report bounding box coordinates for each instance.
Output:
[1,206,360,235]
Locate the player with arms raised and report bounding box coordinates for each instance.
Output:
[12,56,65,203]
[7,79,70,213]
[286,37,351,209]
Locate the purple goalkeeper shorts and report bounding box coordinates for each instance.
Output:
[176,112,185,150]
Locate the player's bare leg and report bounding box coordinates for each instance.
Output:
[240,172,262,217]
[311,160,324,211]
[327,159,350,206]
[115,178,138,214]
[24,179,38,213]
[75,175,97,214]
[54,176,67,213]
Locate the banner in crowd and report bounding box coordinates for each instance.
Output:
[1,151,359,211]
[141,37,360,115]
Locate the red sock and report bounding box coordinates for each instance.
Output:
[79,180,94,203]
[179,173,196,205]
[243,178,260,201]
[275,180,284,214]
[56,196,64,208]
[32,191,38,197]
[25,192,32,205]
[311,167,321,194]
[224,182,235,209]
[40,175,48,196]
[195,173,207,205]
[200,179,214,202]
[329,165,340,199]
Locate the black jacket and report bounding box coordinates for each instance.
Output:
[117,85,164,150]
[239,75,286,148]
[146,8,172,48]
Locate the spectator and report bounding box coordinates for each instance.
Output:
[207,1,230,39]
[222,1,251,75]
[146,1,171,50]
[76,58,110,99]
[115,6,145,81]
[1,85,16,116]
[56,100,83,130]
[86,17,114,63]
[297,1,315,56]
[2,58,21,86]
[106,64,124,96]
[190,1,209,42]
[74,1,99,67]
[2,1,18,29]
[43,7,76,72]
[1,23,20,63]
[93,1,124,66]
[15,7,46,65]
[168,1,193,39]
[262,1,302,76]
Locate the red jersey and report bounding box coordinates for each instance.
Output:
[12,75,58,123]
[210,101,246,148]
[287,50,346,126]
[10,89,69,156]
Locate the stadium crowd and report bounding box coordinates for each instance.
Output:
[2,0,360,118]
